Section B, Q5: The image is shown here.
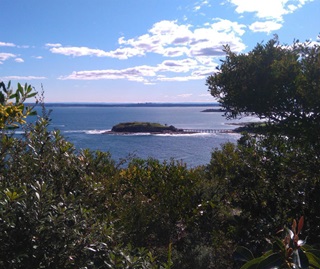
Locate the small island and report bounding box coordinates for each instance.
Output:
[105,122,184,134]
[201,108,225,112]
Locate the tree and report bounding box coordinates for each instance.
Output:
[206,37,320,140]
[0,81,37,129]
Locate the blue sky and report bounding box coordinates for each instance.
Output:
[1,0,319,103]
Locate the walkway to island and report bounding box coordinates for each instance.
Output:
[182,128,234,133]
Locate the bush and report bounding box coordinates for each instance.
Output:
[206,133,320,258]
[0,110,163,268]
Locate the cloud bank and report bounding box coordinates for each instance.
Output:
[54,18,245,83]
[1,0,315,86]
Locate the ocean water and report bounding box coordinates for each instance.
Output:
[32,104,256,167]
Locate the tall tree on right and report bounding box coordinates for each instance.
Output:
[206,37,320,142]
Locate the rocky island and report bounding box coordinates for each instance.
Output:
[105,122,184,134]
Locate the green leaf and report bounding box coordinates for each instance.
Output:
[301,244,313,251]
[240,256,264,269]
[26,92,37,98]
[272,237,285,252]
[5,189,19,201]
[257,253,283,269]
[29,110,37,116]
[9,93,17,99]
[6,125,19,130]
[234,246,255,262]
[0,81,7,94]
[0,92,4,103]
[26,85,33,93]
[17,82,22,92]
[304,250,320,268]
[298,249,310,269]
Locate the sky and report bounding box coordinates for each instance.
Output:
[1,0,319,103]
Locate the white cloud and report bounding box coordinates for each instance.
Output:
[45,43,62,47]
[107,47,145,59]
[211,18,246,35]
[46,43,144,59]
[199,93,211,97]
[18,45,30,49]
[3,76,46,80]
[48,19,246,60]
[49,18,243,85]
[0,53,16,64]
[15,58,24,63]
[157,75,203,82]
[193,0,211,12]
[186,19,244,53]
[158,58,199,73]
[249,21,283,34]
[119,19,246,58]
[0,53,26,64]
[48,44,110,57]
[177,93,193,98]
[59,67,152,83]
[0,42,16,47]
[59,56,218,83]
[228,0,313,20]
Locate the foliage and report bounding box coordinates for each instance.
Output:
[1,76,320,268]
[0,99,166,268]
[234,217,320,269]
[111,121,181,133]
[207,133,320,257]
[0,95,233,268]
[206,37,320,140]
[0,81,37,129]
[103,157,222,267]
[206,37,320,265]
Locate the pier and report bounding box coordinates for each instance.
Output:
[182,129,233,133]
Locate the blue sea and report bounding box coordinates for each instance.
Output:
[31,104,257,167]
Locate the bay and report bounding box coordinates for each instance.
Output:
[36,104,255,167]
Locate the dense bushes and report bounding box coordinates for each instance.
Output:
[0,116,158,268]
[208,134,320,255]
[0,106,234,268]
[1,82,320,268]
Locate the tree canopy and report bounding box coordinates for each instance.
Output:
[206,37,320,139]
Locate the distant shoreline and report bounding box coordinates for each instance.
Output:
[27,102,220,108]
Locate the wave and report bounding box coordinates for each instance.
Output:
[85,129,111,135]
[63,129,111,134]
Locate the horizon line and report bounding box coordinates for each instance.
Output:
[27,101,220,106]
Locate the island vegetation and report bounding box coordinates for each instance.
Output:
[1,36,320,269]
[110,121,183,134]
